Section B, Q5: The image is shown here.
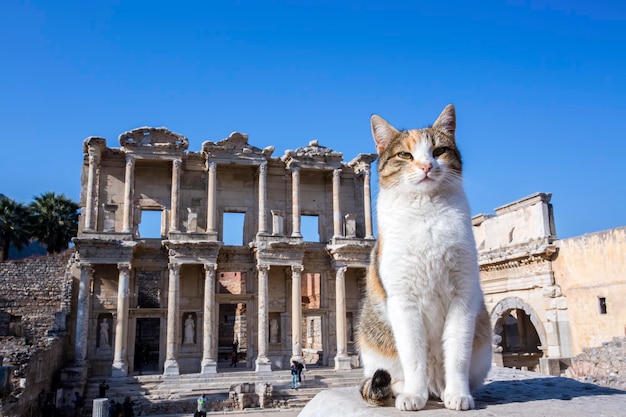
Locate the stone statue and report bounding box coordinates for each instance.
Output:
[270,318,279,343]
[99,318,110,347]
[184,314,195,344]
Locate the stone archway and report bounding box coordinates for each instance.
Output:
[491,297,547,371]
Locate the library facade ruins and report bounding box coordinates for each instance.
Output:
[73,127,376,378]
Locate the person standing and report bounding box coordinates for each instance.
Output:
[196,394,207,417]
[290,361,299,389]
[122,396,134,417]
[99,380,110,398]
[230,339,239,367]
[296,361,305,385]
[72,392,84,417]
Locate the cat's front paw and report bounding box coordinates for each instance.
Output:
[442,390,474,411]
[395,392,428,411]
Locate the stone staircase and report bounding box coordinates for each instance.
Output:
[82,366,364,416]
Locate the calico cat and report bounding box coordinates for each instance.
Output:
[357,104,492,411]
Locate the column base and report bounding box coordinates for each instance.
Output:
[200,359,217,375]
[255,357,272,373]
[111,361,128,378]
[334,354,352,371]
[163,359,180,375]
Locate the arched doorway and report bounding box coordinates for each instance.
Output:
[491,297,546,372]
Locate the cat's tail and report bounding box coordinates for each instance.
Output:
[359,369,392,406]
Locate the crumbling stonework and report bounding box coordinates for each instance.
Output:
[0,251,74,340]
[565,336,626,391]
[0,251,74,417]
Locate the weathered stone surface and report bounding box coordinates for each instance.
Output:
[0,251,73,417]
[565,336,626,391]
[298,367,626,417]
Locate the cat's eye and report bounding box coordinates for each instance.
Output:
[396,152,413,160]
[432,147,448,158]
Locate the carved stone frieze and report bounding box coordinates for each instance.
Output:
[163,239,222,263]
[327,240,375,268]
[478,238,558,269]
[72,237,136,264]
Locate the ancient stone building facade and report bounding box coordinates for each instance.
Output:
[71,127,376,379]
[473,192,626,374]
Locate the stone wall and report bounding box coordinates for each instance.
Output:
[0,250,74,340]
[565,336,626,391]
[0,250,74,417]
[552,227,626,354]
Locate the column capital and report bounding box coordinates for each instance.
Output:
[291,264,304,275]
[117,262,131,272]
[88,153,99,166]
[78,262,94,273]
[258,161,268,175]
[173,158,183,169]
[257,264,271,273]
[206,160,217,173]
[125,154,135,166]
[168,263,181,273]
[290,164,300,173]
[354,164,371,176]
[335,265,348,276]
[203,262,217,272]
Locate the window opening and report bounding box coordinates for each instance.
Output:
[598,297,607,314]
[222,212,245,245]
[139,210,163,238]
[301,215,320,242]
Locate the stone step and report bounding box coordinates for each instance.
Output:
[82,367,364,415]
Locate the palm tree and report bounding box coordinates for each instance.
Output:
[28,192,79,254]
[0,196,32,261]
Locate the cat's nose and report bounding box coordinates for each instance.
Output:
[419,162,432,174]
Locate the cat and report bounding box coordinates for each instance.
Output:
[356,104,492,411]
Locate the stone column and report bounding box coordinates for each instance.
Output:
[201,263,217,374]
[206,161,217,235]
[255,264,272,372]
[291,265,304,363]
[84,151,99,231]
[290,166,301,237]
[258,162,268,235]
[170,158,182,232]
[334,266,351,370]
[74,263,93,365]
[164,263,181,375]
[332,168,342,238]
[112,263,131,377]
[122,155,135,233]
[363,166,374,239]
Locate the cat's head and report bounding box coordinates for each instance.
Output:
[371,104,462,194]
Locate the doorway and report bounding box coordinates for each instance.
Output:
[135,318,160,373]
[218,303,248,367]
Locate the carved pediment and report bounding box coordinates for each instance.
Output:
[347,153,377,174]
[282,140,343,170]
[202,132,274,164]
[119,127,189,151]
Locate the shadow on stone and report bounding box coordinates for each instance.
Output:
[474,377,626,406]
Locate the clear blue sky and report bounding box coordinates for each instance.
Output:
[1,0,625,239]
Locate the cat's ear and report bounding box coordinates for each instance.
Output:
[433,104,456,138]
[371,115,399,154]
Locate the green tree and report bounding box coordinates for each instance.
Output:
[0,196,32,261]
[28,192,79,254]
